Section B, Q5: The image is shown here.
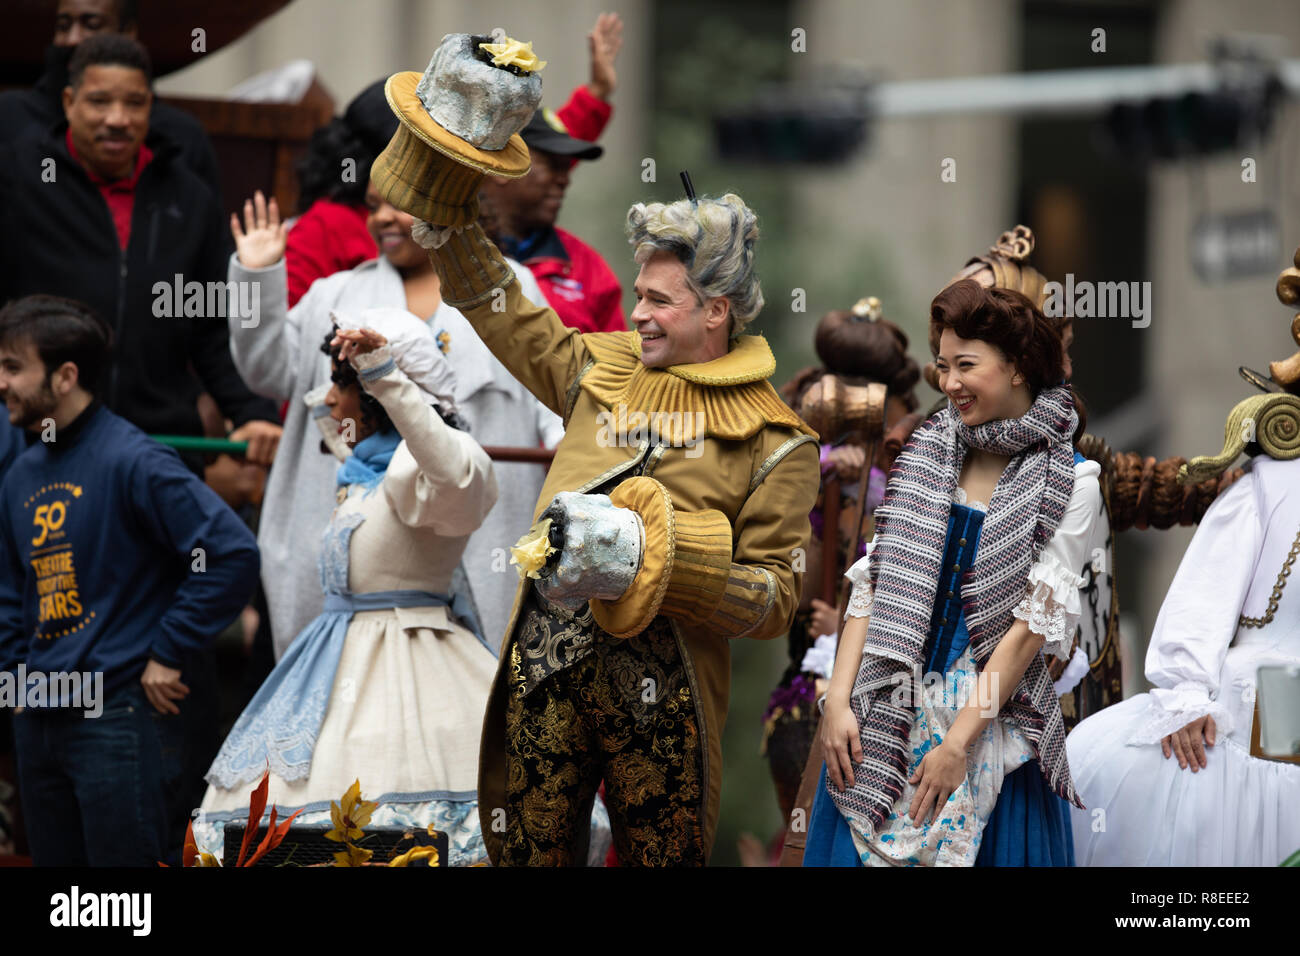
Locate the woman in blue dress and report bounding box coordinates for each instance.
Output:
[804,279,1100,867]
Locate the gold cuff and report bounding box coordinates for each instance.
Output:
[589,477,732,638]
[658,507,733,624]
[705,564,777,640]
[430,223,517,309]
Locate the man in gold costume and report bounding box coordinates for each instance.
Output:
[371,38,819,865]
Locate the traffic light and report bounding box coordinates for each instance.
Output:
[713,92,871,165]
[1098,78,1283,161]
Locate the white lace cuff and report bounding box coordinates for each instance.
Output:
[844,545,875,619]
[1126,680,1235,745]
[350,344,395,380]
[1011,551,1084,660]
[412,219,468,250]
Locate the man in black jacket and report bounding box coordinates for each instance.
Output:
[0,34,280,467]
[0,0,222,204]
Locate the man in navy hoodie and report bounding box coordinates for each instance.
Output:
[0,295,260,866]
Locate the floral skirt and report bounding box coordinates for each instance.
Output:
[806,646,1076,867]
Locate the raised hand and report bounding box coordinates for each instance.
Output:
[587,12,624,101]
[330,327,389,364]
[230,190,288,269]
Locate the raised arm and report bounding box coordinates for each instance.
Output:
[428,223,594,417]
[189,192,281,430]
[226,191,301,401]
[550,13,622,157]
[348,342,498,536]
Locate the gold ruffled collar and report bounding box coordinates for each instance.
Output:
[580,332,815,442]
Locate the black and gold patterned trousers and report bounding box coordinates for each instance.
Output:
[502,615,706,866]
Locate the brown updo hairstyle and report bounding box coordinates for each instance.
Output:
[928,279,1064,391]
[781,307,921,412]
[929,279,1085,440]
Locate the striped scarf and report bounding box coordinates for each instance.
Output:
[829,385,1083,837]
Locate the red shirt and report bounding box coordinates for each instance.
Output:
[65,129,153,250]
[284,199,377,307]
[523,226,626,334]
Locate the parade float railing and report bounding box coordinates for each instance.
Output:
[150,436,559,468]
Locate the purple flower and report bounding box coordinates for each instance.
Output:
[763,673,818,722]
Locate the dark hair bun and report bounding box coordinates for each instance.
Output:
[812,309,920,412]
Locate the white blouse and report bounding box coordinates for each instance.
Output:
[1128,455,1300,745]
[844,459,1103,662]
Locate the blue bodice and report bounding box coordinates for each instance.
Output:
[923,502,985,675]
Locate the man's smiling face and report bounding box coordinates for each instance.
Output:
[631,252,725,368]
[63,63,151,181]
[0,338,58,431]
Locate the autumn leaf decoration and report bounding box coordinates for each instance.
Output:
[169,766,302,867]
[326,779,379,866]
[389,845,440,867]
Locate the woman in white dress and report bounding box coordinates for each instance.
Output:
[227,188,562,660]
[1067,453,1300,866]
[196,310,500,865]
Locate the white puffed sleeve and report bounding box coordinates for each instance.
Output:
[352,347,498,535]
[1126,469,1261,744]
[1012,459,1102,660]
[843,539,877,619]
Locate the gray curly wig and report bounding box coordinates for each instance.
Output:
[625,193,764,338]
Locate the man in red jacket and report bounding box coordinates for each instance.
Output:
[480,112,626,334]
